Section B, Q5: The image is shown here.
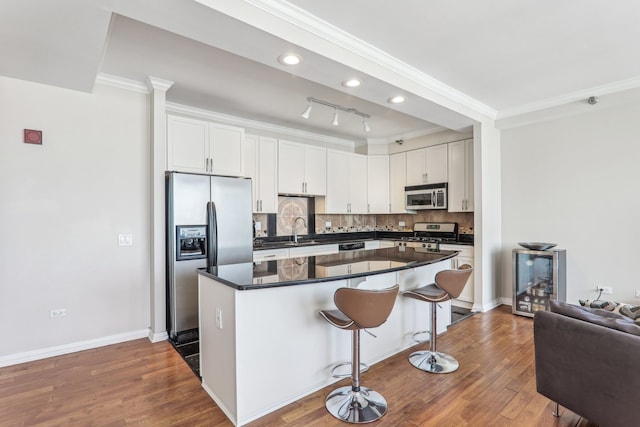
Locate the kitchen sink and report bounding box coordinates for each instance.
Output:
[285,240,319,246]
[254,240,322,249]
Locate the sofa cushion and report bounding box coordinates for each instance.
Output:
[550,300,640,336]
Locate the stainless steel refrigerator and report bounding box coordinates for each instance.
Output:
[166,172,253,341]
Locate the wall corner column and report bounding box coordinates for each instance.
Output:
[472,120,502,313]
[146,76,174,342]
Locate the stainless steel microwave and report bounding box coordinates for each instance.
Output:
[405,183,448,210]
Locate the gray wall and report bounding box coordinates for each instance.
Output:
[500,102,640,304]
[0,76,151,360]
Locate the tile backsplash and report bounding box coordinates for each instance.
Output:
[253,197,474,238]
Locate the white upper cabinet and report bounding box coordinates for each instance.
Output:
[242,134,278,213]
[405,144,448,186]
[278,140,326,196]
[389,152,407,213]
[167,115,243,176]
[324,150,368,214]
[349,154,368,213]
[367,155,390,214]
[447,139,474,212]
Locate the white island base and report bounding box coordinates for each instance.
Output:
[198,260,451,426]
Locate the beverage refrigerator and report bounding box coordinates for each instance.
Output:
[512,248,566,317]
[166,171,253,342]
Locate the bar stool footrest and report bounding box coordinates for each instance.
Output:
[411,330,431,344]
[330,361,369,378]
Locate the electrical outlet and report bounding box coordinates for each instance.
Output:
[50,308,67,318]
[399,221,405,227]
[599,286,613,295]
[325,221,331,228]
[635,290,640,298]
[118,234,132,246]
[215,307,222,329]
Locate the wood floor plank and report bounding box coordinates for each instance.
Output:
[0,306,598,426]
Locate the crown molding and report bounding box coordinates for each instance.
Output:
[95,73,150,93]
[146,76,174,92]
[241,0,497,120]
[166,102,356,148]
[497,75,640,120]
[366,126,447,145]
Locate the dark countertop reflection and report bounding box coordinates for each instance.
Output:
[198,247,458,290]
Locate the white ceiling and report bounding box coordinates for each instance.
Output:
[2,0,640,143]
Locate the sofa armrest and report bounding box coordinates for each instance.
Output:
[534,310,640,427]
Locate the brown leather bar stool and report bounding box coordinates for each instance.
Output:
[402,264,473,373]
[319,284,399,423]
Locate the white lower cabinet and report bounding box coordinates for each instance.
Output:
[253,244,339,262]
[253,248,289,262]
[440,244,474,306]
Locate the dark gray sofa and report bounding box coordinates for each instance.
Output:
[534,300,640,427]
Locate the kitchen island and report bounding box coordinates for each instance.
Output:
[197,247,457,426]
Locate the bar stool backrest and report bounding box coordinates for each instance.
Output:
[434,264,473,299]
[334,285,399,329]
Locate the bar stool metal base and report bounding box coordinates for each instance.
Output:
[408,350,459,373]
[325,386,387,423]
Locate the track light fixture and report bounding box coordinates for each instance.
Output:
[301,97,371,132]
[301,102,312,119]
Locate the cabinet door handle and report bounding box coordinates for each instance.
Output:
[265,254,276,258]
[367,203,370,213]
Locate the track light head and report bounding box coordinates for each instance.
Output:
[301,103,312,119]
[302,97,370,132]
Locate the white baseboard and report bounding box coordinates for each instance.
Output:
[0,328,151,368]
[148,330,169,343]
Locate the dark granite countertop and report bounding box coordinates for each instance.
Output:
[198,246,458,290]
[253,233,473,250]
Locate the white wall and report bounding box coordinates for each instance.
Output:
[500,102,640,304]
[0,76,151,360]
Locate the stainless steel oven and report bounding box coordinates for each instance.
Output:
[405,183,448,210]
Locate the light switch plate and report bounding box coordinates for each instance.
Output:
[254,221,262,231]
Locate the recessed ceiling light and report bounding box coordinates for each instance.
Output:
[388,95,406,104]
[342,79,361,88]
[278,54,301,65]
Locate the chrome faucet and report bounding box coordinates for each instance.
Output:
[293,216,307,243]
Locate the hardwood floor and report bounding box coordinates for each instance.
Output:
[0,306,597,426]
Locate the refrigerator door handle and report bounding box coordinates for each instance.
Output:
[207,201,218,267]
